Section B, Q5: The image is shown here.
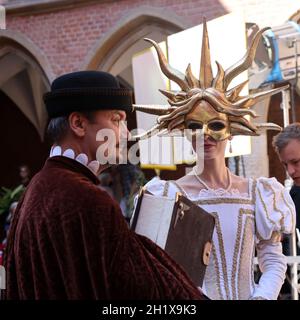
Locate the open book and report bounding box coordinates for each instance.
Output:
[131,187,215,287]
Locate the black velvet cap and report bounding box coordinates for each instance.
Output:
[43,71,133,118]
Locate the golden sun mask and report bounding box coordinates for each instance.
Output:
[132,18,288,141]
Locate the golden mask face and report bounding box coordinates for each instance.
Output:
[184,100,230,141]
[131,23,285,142]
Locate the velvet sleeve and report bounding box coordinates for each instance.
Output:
[41,187,203,300]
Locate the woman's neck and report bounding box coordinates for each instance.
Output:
[194,157,229,189]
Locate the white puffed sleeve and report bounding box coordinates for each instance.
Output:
[132,177,165,211]
[255,177,295,239]
[144,177,167,197]
[250,177,296,300]
[144,177,178,199]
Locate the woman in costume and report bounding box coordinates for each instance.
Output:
[132,21,296,300]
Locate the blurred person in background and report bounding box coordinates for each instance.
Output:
[273,123,300,253]
[19,165,31,188]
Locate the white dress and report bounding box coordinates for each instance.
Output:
[144,177,296,300]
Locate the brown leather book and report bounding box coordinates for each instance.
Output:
[131,187,215,287]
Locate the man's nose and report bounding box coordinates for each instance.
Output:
[287,164,296,177]
[120,121,130,139]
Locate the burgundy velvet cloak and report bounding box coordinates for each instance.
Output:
[3,157,205,300]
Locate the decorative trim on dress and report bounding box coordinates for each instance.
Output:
[170,179,258,205]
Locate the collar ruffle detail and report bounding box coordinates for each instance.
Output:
[49,146,100,175]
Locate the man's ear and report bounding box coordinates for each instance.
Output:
[68,112,88,138]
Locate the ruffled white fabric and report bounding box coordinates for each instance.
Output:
[198,188,249,198]
[146,177,249,200]
[142,176,296,300]
[255,177,295,240]
[145,178,250,199]
[145,178,168,196]
[251,177,296,300]
[49,146,100,175]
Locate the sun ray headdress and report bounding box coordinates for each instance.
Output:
[132,19,288,141]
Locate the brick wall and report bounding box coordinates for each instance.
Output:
[5,0,300,77]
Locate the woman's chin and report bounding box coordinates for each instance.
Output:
[203,150,217,160]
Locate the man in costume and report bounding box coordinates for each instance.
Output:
[133,21,295,299]
[2,71,205,300]
[273,123,300,251]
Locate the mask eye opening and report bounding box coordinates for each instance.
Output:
[186,121,203,130]
[207,121,226,131]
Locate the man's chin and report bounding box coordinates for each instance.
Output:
[96,146,130,165]
[293,178,300,186]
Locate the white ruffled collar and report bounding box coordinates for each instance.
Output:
[49,146,100,175]
[171,179,252,199]
[197,188,249,198]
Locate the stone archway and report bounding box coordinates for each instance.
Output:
[81,6,188,139]
[81,6,189,79]
[0,30,52,140]
[0,29,54,82]
[0,31,52,189]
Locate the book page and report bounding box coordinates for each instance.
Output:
[134,194,175,249]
